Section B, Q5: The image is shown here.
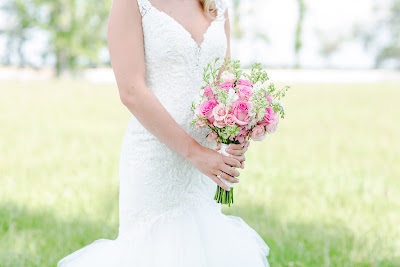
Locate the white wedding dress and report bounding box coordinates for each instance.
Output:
[58,0,270,266]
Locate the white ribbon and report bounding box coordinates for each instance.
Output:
[217,143,236,188]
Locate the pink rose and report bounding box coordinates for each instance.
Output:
[237,85,253,100]
[212,103,227,121]
[266,94,273,103]
[195,120,206,128]
[236,135,245,144]
[258,106,275,126]
[250,125,267,141]
[231,100,250,126]
[220,82,235,92]
[198,99,218,123]
[207,131,218,141]
[213,119,225,128]
[239,126,249,136]
[204,85,215,99]
[237,78,252,87]
[224,114,236,126]
[266,114,279,133]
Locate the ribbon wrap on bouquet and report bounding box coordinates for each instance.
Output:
[217,143,236,188]
[214,143,236,206]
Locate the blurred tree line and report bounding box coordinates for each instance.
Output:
[0,0,111,76]
[0,0,399,76]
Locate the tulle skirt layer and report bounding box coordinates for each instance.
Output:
[58,204,270,267]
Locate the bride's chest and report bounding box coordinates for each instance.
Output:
[140,8,227,68]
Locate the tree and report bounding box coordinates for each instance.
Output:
[294,0,306,68]
[0,0,38,67]
[0,0,112,76]
[355,0,400,69]
[316,29,345,68]
[375,0,400,68]
[33,0,112,76]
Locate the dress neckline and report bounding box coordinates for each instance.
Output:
[145,0,221,49]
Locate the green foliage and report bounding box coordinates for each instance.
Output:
[356,0,400,68]
[0,0,38,66]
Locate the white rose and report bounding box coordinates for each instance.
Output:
[221,71,236,83]
[239,75,250,81]
[253,81,263,92]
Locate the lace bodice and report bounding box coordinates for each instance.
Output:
[117,0,229,234]
[130,0,228,142]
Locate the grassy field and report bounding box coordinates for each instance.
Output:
[0,80,399,267]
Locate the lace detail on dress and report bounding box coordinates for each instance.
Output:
[215,0,228,17]
[136,0,152,17]
[119,0,227,235]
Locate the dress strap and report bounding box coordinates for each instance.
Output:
[215,0,228,18]
[137,0,152,17]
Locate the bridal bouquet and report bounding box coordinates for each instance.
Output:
[191,57,290,206]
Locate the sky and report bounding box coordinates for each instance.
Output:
[0,0,390,69]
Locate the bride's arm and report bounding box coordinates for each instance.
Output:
[107,0,241,189]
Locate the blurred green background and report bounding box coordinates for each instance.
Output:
[0,0,400,266]
[1,81,399,266]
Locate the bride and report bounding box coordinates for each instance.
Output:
[58,0,270,266]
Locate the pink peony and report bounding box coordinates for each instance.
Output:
[258,106,275,126]
[195,120,206,128]
[204,85,215,99]
[224,114,236,126]
[220,82,235,92]
[207,131,218,141]
[237,78,252,87]
[250,125,267,141]
[212,103,227,121]
[198,99,218,123]
[213,119,225,128]
[237,85,253,100]
[231,100,251,126]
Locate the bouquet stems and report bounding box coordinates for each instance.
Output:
[214,185,234,207]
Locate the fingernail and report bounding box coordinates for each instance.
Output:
[235,179,239,183]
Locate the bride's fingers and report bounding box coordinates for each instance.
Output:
[220,162,240,177]
[222,155,241,169]
[211,174,231,191]
[243,141,250,148]
[231,155,245,164]
[226,146,248,156]
[219,172,239,183]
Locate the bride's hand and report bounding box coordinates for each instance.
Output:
[216,141,250,169]
[186,144,241,191]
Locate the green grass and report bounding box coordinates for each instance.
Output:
[0,80,399,266]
